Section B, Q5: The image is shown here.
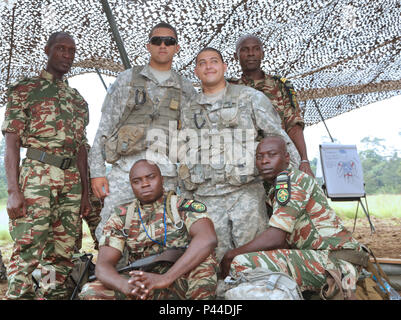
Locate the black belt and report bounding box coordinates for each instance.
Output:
[26,148,76,170]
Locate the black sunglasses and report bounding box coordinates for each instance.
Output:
[149,36,177,46]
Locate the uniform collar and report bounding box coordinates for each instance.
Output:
[196,81,231,105]
[40,69,68,85]
[138,192,166,212]
[140,64,182,89]
[240,70,267,84]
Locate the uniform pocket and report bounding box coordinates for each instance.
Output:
[29,104,57,137]
[18,164,33,193]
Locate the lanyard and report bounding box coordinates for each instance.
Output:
[138,198,167,247]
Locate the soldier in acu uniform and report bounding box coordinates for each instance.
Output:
[79,160,218,300]
[221,136,366,298]
[1,32,91,299]
[229,35,314,177]
[89,22,196,241]
[178,48,300,262]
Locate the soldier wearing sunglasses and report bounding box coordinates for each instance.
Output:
[89,22,196,240]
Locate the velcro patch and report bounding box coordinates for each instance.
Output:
[275,171,291,206]
[179,199,207,213]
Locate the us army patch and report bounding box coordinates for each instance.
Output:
[275,170,291,206]
[179,199,207,213]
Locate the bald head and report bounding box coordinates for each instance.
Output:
[256,136,290,183]
[129,159,161,180]
[129,160,163,204]
[257,136,288,154]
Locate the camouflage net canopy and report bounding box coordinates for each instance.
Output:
[1,0,400,126]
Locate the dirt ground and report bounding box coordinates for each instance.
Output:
[1,216,400,299]
[342,216,401,260]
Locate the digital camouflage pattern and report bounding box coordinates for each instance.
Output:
[79,192,218,300]
[89,65,196,240]
[179,83,300,261]
[230,167,363,293]
[228,72,304,133]
[195,183,268,262]
[1,70,89,299]
[180,83,300,197]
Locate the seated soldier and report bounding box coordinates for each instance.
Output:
[80,159,218,300]
[220,136,367,299]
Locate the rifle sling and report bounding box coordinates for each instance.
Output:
[329,249,369,268]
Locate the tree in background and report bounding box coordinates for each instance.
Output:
[359,137,401,194]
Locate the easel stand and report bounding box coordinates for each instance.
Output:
[329,194,375,235]
[315,101,375,235]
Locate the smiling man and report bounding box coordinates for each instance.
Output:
[80,160,218,300]
[178,47,300,263]
[220,136,366,299]
[89,22,196,241]
[2,31,90,299]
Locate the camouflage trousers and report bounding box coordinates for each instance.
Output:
[6,160,82,300]
[74,192,102,253]
[95,164,178,240]
[230,249,359,292]
[79,254,218,300]
[195,182,268,262]
[0,249,7,281]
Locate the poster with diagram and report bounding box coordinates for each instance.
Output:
[319,143,365,198]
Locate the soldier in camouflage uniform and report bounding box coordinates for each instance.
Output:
[221,136,366,296]
[178,48,300,262]
[89,22,195,241]
[79,160,218,300]
[1,32,90,299]
[229,35,314,177]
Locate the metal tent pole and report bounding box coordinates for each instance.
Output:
[313,100,334,143]
[95,68,108,91]
[99,0,131,70]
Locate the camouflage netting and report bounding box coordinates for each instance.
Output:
[1,0,400,126]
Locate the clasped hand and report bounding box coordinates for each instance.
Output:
[124,271,171,300]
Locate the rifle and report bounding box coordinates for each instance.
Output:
[88,247,186,282]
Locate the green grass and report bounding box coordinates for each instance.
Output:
[329,194,401,220]
[0,195,400,245]
[0,226,11,243]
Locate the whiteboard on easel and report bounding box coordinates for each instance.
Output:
[319,143,365,198]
